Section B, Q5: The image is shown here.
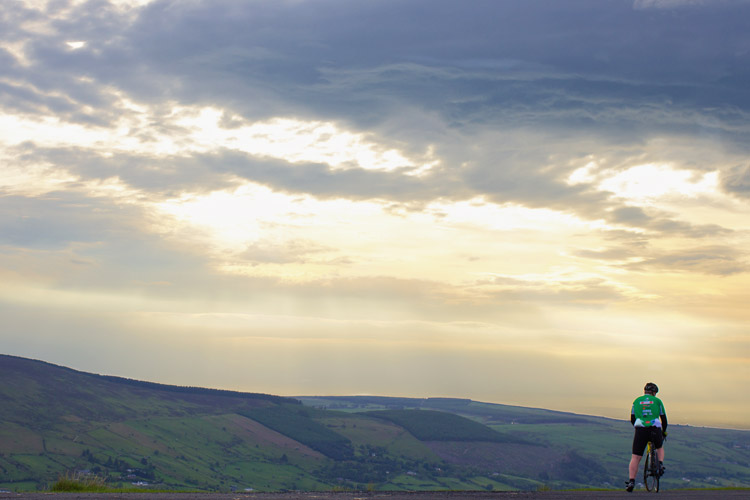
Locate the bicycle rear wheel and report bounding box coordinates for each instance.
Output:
[643,445,660,492]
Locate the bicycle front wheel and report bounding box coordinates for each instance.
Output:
[643,447,660,492]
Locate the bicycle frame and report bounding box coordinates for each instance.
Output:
[643,440,660,492]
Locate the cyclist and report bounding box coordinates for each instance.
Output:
[626,382,667,492]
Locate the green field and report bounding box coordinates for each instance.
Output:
[300,395,750,490]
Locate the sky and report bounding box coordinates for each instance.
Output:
[1,0,749,429]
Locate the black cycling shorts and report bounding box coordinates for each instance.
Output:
[632,426,664,456]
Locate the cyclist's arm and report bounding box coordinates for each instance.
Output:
[660,413,668,432]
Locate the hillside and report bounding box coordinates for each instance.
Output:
[1,355,749,493]
[0,355,320,491]
[300,396,750,490]
[0,355,540,492]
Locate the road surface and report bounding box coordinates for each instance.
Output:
[1,490,747,499]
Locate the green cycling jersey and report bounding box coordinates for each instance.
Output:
[631,394,666,428]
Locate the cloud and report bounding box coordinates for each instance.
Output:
[721,163,750,198]
[474,272,637,306]
[571,246,641,262]
[10,144,237,195]
[604,205,731,238]
[238,240,338,266]
[1,0,744,292]
[10,0,747,134]
[633,0,742,9]
[571,235,748,276]
[5,0,750,192]
[627,246,748,275]
[0,191,141,250]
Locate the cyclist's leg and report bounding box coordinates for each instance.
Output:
[651,427,665,475]
[629,427,648,483]
[628,454,642,478]
[652,428,665,462]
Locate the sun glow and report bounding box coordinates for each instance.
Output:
[600,164,719,202]
[171,106,421,172]
[157,184,291,252]
[155,183,388,257]
[0,98,427,174]
[156,191,603,258]
[568,161,720,204]
[152,187,634,288]
[427,198,614,232]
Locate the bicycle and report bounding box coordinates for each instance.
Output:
[643,432,666,492]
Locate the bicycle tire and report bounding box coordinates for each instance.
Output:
[643,444,660,492]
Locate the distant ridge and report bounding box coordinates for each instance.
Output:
[0,353,296,404]
[95,372,298,404]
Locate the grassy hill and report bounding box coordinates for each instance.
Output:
[0,354,321,492]
[1,354,749,493]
